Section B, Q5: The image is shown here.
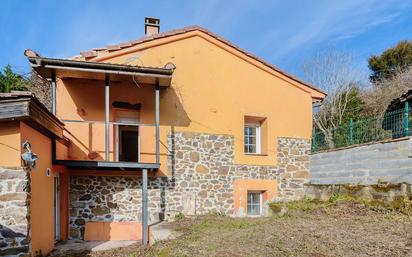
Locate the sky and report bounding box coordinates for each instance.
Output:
[1,0,411,80]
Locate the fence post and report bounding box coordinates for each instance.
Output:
[349,118,353,145]
[405,101,409,136]
[312,127,317,152]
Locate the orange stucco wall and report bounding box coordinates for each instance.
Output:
[56,31,316,172]
[0,121,21,167]
[233,179,277,216]
[84,222,150,241]
[20,122,55,256]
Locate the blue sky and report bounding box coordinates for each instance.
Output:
[1,0,411,80]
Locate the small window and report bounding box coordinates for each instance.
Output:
[244,123,261,154]
[247,191,262,216]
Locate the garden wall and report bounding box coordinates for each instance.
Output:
[310,137,412,185]
[304,183,411,203]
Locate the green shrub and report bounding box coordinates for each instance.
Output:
[174,212,185,221]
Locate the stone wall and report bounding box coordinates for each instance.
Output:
[69,175,171,239]
[69,132,310,239]
[166,133,310,212]
[310,137,412,185]
[305,183,412,203]
[0,167,30,257]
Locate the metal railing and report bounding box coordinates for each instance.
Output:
[61,119,158,162]
[312,104,411,153]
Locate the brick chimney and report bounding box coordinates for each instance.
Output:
[145,17,160,36]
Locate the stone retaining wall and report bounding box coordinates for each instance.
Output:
[0,167,30,257]
[69,132,310,239]
[310,137,412,185]
[305,183,412,203]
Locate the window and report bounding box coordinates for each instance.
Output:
[247,191,262,216]
[244,123,261,154]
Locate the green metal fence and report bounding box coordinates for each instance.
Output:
[312,103,411,152]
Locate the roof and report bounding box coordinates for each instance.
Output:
[25,53,174,87]
[0,91,64,138]
[76,25,326,97]
[386,89,412,112]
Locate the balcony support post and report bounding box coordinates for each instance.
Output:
[142,168,148,246]
[105,74,110,161]
[155,82,160,163]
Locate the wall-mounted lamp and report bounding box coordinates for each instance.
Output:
[21,141,38,168]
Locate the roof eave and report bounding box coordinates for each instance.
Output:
[27,56,173,76]
[26,56,174,87]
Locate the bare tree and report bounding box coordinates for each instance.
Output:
[362,67,412,117]
[302,49,365,148]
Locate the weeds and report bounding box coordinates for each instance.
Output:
[269,197,321,214]
[174,212,185,221]
[269,192,412,217]
[207,210,226,217]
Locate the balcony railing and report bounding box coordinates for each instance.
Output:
[55,119,160,170]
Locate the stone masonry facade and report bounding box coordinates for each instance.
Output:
[0,167,31,257]
[69,132,310,239]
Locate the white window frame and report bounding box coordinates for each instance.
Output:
[244,122,261,154]
[247,191,262,217]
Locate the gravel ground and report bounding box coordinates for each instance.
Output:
[50,201,412,257]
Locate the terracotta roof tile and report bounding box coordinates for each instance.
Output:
[92,47,107,51]
[107,44,121,51]
[80,51,97,58]
[118,42,133,48]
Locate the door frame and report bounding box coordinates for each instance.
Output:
[54,174,60,241]
[115,125,140,162]
[114,110,141,162]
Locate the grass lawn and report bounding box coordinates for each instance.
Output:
[53,198,412,257]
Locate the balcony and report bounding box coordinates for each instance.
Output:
[54,120,161,171]
[27,55,174,172]
[25,51,175,246]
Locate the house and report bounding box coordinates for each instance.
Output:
[384,89,412,138]
[0,18,326,256]
[0,92,64,257]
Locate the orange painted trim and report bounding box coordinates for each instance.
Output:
[84,222,152,241]
[233,179,277,216]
